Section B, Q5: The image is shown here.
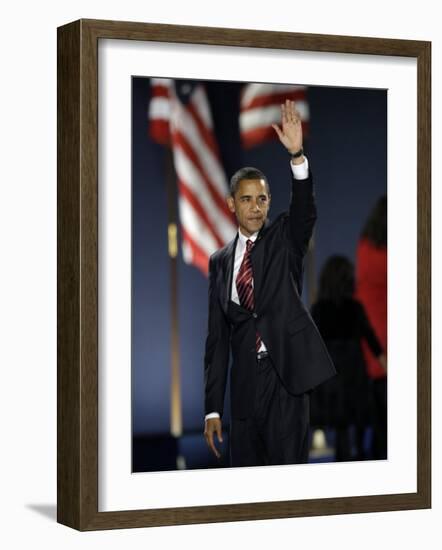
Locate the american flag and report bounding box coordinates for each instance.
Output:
[148,78,237,276]
[239,83,309,149]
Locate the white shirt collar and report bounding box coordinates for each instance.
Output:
[237,227,259,250]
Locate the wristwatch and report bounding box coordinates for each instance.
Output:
[289,147,304,159]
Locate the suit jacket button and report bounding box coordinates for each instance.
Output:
[252,312,258,318]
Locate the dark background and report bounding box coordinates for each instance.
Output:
[132,77,386,465]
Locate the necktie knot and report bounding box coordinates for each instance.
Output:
[246,239,254,252]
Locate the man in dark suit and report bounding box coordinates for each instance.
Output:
[204,99,336,467]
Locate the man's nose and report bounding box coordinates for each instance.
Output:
[250,200,261,211]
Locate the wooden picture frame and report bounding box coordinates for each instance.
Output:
[57,18,431,530]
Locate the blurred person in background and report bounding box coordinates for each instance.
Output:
[310,255,387,462]
[355,195,388,460]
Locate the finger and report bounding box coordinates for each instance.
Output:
[293,99,302,121]
[286,99,293,122]
[211,443,220,459]
[290,100,297,120]
[281,102,287,124]
[282,100,288,122]
[206,431,220,458]
[291,101,301,124]
[271,123,283,139]
[216,425,223,444]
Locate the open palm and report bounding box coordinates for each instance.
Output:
[272,99,303,154]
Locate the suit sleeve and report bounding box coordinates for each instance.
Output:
[203,254,231,418]
[286,166,317,258]
[283,165,317,296]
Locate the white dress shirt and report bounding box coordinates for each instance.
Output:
[205,158,309,421]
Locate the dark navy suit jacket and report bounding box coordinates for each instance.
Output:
[204,167,336,419]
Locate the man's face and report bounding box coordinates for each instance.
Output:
[227,178,271,237]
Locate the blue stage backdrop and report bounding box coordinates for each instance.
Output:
[132,77,386,437]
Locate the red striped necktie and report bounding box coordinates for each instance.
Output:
[236,239,262,351]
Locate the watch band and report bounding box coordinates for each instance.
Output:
[289,147,304,159]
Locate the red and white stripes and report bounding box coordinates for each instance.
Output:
[149,78,236,276]
[239,83,309,149]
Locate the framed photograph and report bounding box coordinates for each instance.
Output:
[57,18,431,530]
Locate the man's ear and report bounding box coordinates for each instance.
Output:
[226,195,235,213]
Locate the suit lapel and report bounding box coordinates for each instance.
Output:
[222,234,238,311]
[221,218,268,312]
[250,218,269,304]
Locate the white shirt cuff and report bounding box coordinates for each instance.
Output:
[290,156,309,180]
[205,412,220,420]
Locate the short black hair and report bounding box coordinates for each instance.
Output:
[229,166,270,197]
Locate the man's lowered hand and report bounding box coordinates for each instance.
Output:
[204,417,223,459]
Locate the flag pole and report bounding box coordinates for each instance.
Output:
[164,147,183,438]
